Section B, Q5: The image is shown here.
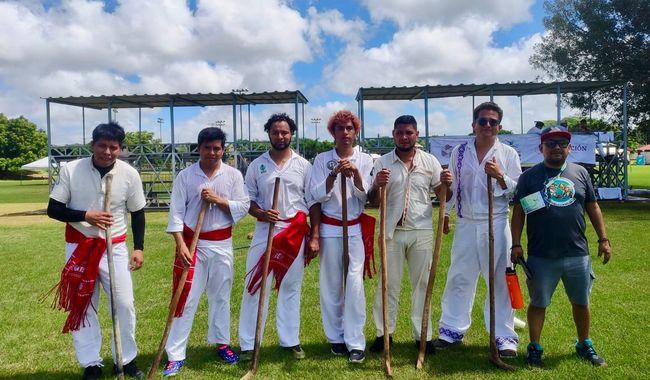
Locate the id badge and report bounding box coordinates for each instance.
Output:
[520,191,546,214]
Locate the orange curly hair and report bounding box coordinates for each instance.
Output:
[326,110,361,137]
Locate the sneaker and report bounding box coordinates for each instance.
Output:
[499,349,518,358]
[286,344,306,359]
[82,365,102,380]
[432,338,459,349]
[114,359,144,379]
[239,350,253,362]
[369,335,392,353]
[576,339,607,367]
[348,350,365,363]
[217,345,239,364]
[163,360,184,377]
[526,342,544,368]
[414,340,436,354]
[514,316,527,329]
[331,343,349,356]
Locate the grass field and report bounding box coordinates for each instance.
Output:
[628,165,650,189]
[0,180,649,379]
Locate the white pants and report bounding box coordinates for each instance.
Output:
[165,242,234,361]
[65,242,137,368]
[238,226,305,351]
[438,217,518,350]
[372,229,434,341]
[319,235,366,351]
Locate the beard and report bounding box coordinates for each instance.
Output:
[545,154,566,167]
[271,139,291,151]
[396,142,416,152]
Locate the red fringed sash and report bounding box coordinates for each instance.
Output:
[173,225,232,317]
[246,211,310,295]
[320,213,377,279]
[51,224,126,333]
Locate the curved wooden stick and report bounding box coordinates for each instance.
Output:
[487,175,515,371]
[103,174,125,380]
[242,177,281,380]
[416,185,447,370]
[379,186,393,377]
[147,201,208,380]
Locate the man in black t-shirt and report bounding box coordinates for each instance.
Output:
[511,126,612,368]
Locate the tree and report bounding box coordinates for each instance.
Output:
[531,0,650,126]
[0,114,47,173]
[123,131,158,147]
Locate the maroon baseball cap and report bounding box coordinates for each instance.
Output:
[540,126,571,142]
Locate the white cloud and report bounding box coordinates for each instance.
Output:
[307,6,367,53]
[362,0,534,28]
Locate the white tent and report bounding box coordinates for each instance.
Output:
[20,157,62,171]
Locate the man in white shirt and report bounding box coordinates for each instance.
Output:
[47,122,146,380]
[238,113,320,361]
[367,115,452,354]
[436,102,522,358]
[309,110,374,364]
[163,127,250,377]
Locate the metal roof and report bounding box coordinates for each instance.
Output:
[356,81,617,101]
[46,90,308,110]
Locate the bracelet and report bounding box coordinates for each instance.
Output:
[328,170,337,178]
[598,238,609,243]
[511,244,522,250]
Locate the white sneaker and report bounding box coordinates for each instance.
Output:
[514,316,526,329]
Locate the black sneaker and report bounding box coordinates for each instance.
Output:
[498,349,517,358]
[369,335,393,353]
[575,339,607,367]
[82,365,102,380]
[114,359,145,379]
[526,342,544,368]
[331,343,349,356]
[349,350,365,363]
[286,344,306,359]
[414,340,436,354]
[432,338,458,349]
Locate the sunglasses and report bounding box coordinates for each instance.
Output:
[543,140,570,149]
[476,117,500,127]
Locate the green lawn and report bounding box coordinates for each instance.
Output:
[628,165,650,189]
[0,179,49,204]
[0,183,649,379]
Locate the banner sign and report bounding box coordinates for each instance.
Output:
[428,134,597,166]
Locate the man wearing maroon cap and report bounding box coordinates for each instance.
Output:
[511,126,612,368]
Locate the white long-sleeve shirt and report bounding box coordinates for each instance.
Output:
[309,148,374,237]
[167,161,249,249]
[447,138,521,221]
[245,150,314,243]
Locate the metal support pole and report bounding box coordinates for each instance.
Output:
[623,82,629,198]
[490,88,494,102]
[519,96,523,134]
[170,98,176,178]
[232,96,238,169]
[301,102,305,143]
[108,101,112,123]
[472,96,475,112]
[82,107,86,145]
[46,99,52,189]
[556,83,561,125]
[294,94,300,154]
[359,90,365,142]
[424,87,430,151]
[247,104,251,150]
[138,108,142,150]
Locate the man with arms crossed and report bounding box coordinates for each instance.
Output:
[238,113,320,361]
[511,126,611,367]
[367,115,452,353]
[163,127,250,376]
[48,122,146,380]
[435,102,521,358]
[309,110,374,363]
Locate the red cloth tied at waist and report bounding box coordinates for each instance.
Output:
[320,212,377,279]
[50,224,126,333]
[246,211,310,295]
[173,224,232,317]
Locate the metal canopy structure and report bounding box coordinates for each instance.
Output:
[356,80,630,198]
[45,90,308,208]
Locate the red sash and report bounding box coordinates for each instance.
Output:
[320,213,377,279]
[172,224,232,317]
[246,211,310,295]
[51,224,126,333]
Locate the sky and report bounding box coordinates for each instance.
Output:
[0,0,574,145]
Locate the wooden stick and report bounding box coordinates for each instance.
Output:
[340,172,349,289]
[379,186,393,377]
[487,175,515,371]
[241,177,281,380]
[416,185,447,370]
[147,201,208,380]
[103,174,124,380]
